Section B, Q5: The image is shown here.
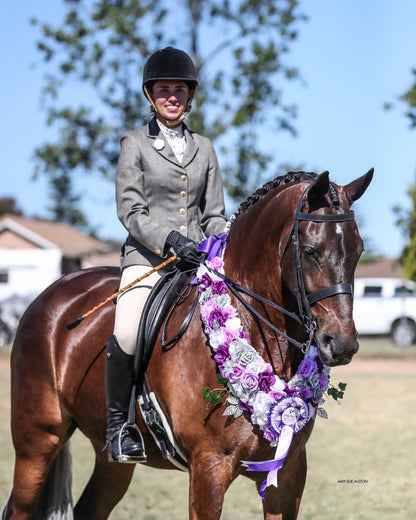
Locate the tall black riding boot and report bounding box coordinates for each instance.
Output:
[105,334,146,463]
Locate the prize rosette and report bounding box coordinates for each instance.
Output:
[268,396,309,436]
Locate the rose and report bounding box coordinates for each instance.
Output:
[241,371,259,391]
[246,357,268,374]
[297,358,317,378]
[227,363,245,383]
[229,340,257,366]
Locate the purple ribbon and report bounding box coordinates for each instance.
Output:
[198,234,228,261]
[241,425,294,499]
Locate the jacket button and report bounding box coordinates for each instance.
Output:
[180,191,186,197]
[181,175,187,181]
[179,208,186,215]
[155,248,162,255]
[179,225,186,232]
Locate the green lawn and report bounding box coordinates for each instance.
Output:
[0,340,415,519]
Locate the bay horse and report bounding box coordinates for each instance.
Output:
[2,169,372,520]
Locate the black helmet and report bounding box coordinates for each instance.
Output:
[142,47,198,93]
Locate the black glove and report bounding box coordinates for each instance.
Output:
[166,231,206,264]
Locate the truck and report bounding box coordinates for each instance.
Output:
[353,277,416,347]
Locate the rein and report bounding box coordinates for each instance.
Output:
[203,184,357,354]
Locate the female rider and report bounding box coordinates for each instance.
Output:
[105,47,228,463]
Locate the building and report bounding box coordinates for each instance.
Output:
[0,214,119,300]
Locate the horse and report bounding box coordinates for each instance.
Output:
[2,169,373,520]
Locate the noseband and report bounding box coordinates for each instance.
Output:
[281,185,355,349]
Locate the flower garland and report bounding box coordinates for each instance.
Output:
[196,249,332,498]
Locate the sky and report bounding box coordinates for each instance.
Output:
[1,1,415,258]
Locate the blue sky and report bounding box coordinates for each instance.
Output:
[1,1,415,257]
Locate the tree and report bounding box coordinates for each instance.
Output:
[31,0,306,232]
[397,69,416,129]
[388,71,416,278]
[393,179,416,280]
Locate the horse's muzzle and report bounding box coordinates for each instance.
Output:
[315,331,359,367]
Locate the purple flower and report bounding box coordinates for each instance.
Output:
[208,306,234,329]
[299,386,313,400]
[211,280,228,295]
[227,363,245,382]
[207,257,223,271]
[214,344,230,366]
[258,368,276,392]
[297,358,318,378]
[318,373,329,390]
[241,372,259,391]
[198,273,212,292]
[200,299,217,322]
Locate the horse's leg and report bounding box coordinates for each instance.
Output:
[74,446,135,520]
[188,452,235,520]
[5,424,72,519]
[259,446,307,520]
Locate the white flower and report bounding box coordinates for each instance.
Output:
[246,357,268,374]
[270,378,286,393]
[251,391,274,428]
[229,340,257,365]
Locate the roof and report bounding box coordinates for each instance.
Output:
[0,214,112,258]
[354,257,404,279]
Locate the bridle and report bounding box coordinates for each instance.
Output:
[280,184,355,350]
[209,184,356,353]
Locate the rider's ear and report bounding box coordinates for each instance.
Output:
[343,168,374,205]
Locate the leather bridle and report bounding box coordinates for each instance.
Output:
[279,184,355,350]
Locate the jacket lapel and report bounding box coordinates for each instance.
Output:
[147,118,199,167]
[181,126,199,167]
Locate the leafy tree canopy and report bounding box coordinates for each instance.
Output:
[31,0,306,232]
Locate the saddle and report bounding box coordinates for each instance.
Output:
[130,262,198,470]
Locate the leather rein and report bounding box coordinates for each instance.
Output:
[210,185,355,353]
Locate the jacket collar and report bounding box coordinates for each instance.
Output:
[147,117,199,167]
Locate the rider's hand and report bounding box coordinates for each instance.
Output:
[165,231,206,264]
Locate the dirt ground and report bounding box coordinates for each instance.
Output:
[334,357,416,374]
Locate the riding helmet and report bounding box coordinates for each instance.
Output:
[142,47,198,93]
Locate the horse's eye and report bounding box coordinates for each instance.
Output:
[303,245,319,259]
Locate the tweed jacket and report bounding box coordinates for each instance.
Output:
[116,117,228,268]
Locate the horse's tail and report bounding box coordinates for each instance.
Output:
[33,441,74,520]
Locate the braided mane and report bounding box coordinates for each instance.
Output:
[233,170,340,222]
[235,171,317,216]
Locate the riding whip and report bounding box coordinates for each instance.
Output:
[66,255,178,330]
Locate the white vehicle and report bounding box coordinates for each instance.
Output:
[353,277,416,346]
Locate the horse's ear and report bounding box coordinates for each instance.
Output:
[343,168,374,205]
[307,171,330,211]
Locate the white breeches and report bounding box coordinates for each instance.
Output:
[113,265,162,355]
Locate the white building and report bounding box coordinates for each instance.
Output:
[0,214,118,300]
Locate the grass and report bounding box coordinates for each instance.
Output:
[0,339,415,519]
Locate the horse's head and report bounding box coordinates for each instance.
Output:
[280,169,374,366]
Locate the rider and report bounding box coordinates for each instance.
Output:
[105,47,228,462]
